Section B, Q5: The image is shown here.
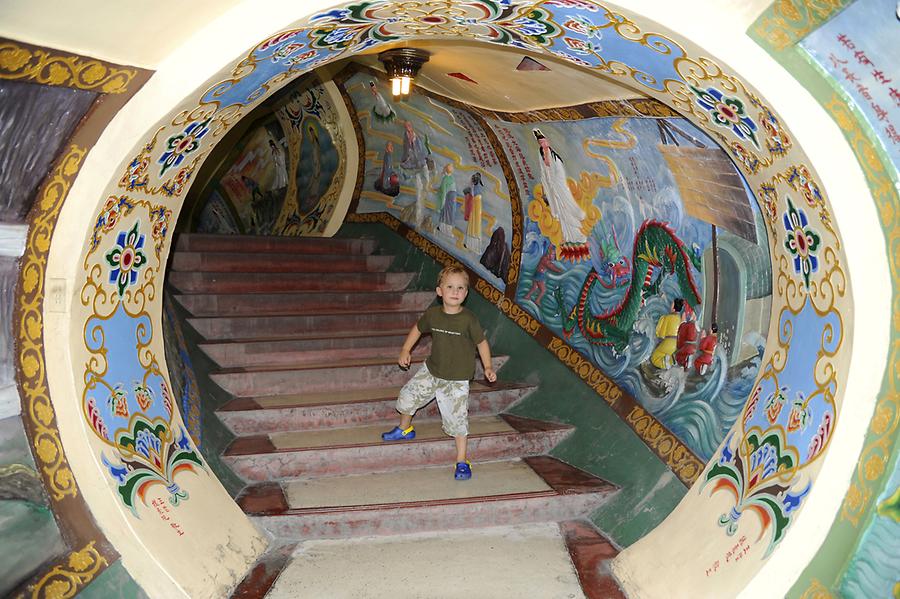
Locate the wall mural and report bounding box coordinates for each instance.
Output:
[345,71,514,290]
[488,115,772,461]
[162,297,202,447]
[194,82,344,236]
[63,0,851,594]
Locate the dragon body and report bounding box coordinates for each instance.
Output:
[556,219,702,351]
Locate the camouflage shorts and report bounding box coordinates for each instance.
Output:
[397,364,470,437]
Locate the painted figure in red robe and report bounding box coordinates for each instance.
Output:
[695,323,718,375]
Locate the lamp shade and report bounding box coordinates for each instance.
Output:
[378,48,430,97]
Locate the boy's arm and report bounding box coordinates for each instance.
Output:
[476,339,496,383]
[398,324,422,368]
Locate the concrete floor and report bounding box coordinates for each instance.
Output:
[266,522,586,599]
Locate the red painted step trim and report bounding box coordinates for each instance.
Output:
[218,381,533,412]
[229,542,296,599]
[224,413,568,457]
[560,520,626,599]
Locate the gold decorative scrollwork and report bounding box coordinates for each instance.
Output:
[404,228,454,266]
[817,93,899,526]
[474,279,540,335]
[626,406,705,485]
[797,578,836,599]
[0,41,136,93]
[118,128,206,199]
[22,542,107,599]
[843,393,900,525]
[474,112,523,288]
[171,102,244,137]
[17,145,85,501]
[547,337,623,404]
[752,0,851,51]
[345,212,383,224]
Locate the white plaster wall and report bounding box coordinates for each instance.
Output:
[610,2,890,597]
[0,0,244,69]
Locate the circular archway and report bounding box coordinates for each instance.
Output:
[34,2,886,597]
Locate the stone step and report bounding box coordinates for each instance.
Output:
[168,271,415,294]
[210,356,508,398]
[201,336,430,370]
[238,456,617,541]
[217,381,534,435]
[175,234,376,255]
[187,311,422,341]
[256,521,623,599]
[199,333,417,369]
[223,414,572,481]
[175,290,435,317]
[171,251,393,273]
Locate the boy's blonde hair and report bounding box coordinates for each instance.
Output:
[437,264,469,286]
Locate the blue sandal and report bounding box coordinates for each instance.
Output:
[381,425,415,441]
[454,461,472,480]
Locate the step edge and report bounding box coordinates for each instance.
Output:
[223,425,572,457]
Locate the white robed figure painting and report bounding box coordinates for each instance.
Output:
[369,81,396,123]
[533,128,587,255]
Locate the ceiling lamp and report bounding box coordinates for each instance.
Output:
[378,48,430,97]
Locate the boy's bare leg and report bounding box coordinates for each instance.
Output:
[399,413,413,430]
[455,435,468,463]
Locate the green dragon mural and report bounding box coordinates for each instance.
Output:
[555,219,703,351]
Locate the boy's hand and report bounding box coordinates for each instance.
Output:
[484,368,497,383]
[398,351,412,369]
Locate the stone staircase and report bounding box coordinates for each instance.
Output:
[169,232,624,598]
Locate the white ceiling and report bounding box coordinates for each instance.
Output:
[353,41,644,112]
[0,0,244,68]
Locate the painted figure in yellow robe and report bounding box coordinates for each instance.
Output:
[650,298,684,369]
[464,171,484,253]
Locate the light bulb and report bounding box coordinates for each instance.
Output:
[391,77,401,96]
[400,76,411,95]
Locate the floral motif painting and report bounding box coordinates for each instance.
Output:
[82,211,204,515]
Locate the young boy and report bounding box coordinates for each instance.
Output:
[381,265,497,480]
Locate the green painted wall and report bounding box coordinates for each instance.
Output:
[341,221,686,547]
[79,560,148,599]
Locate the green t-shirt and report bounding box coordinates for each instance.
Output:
[417,305,486,381]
